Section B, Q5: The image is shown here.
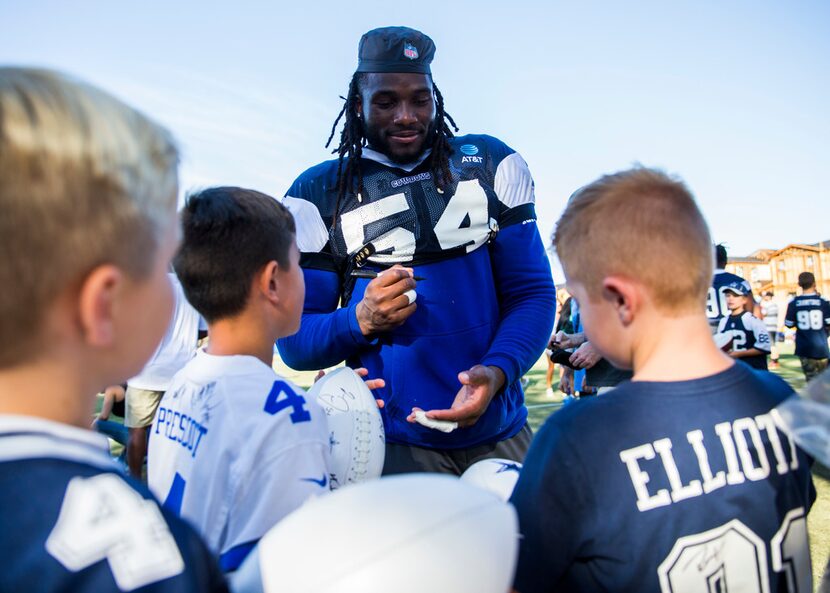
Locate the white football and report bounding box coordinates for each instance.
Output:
[461,458,523,501]
[306,367,385,489]
[257,474,519,593]
[713,331,734,351]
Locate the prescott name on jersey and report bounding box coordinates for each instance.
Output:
[148,349,330,572]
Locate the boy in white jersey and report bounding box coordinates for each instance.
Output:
[148,187,336,573]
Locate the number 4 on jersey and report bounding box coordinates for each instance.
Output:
[46,474,184,591]
[264,380,311,423]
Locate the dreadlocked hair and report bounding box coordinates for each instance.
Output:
[325,73,459,231]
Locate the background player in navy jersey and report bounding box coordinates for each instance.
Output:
[707,243,753,330]
[717,280,771,370]
[511,168,814,593]
[277,27,556,474]
[0,68,227,592]
[785,271,830,381]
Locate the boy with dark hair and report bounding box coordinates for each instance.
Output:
[147,187,338,572]
[785,271,830,381]
[511,167,814,592]
[707,243,752,330]
[0,67,227,592]
[717,280,771,370]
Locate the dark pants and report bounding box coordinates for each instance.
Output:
[800,357,829,382]
[382,423,533,476]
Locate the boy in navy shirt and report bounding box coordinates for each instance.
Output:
[511,168,814,593]
[785,271,830,381]
[0,68,227,592]
[717,280,771,370]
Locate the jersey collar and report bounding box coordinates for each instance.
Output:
[362,146,431,172]
[0,414,118,470]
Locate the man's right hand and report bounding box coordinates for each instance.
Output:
[356,265,418,336]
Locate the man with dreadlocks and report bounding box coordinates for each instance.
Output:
[278,26,555,475]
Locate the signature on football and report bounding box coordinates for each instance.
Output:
[318,387,356,413]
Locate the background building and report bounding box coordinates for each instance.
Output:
[725,240,830,332]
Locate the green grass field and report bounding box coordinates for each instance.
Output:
[520,343,828,588]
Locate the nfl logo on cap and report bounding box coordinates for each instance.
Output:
[403,42,419,60]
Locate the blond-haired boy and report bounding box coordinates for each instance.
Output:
[0,68,227,592]
[511,168,814,592]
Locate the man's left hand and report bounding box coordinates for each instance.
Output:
[569,341,602,369]
[407,365,505,428]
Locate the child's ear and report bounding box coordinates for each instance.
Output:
[602,276,639,327]
[259,261,281,305]
[77,265,123,346]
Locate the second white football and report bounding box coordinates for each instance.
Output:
[460,457,523,501]
[306,367,385,489]
[257,474,520,593]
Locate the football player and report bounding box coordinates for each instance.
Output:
[0,68,227,592]
[511,168,814,592]
[716,281,771,370]
[276,26,556,475]
[785,271,830,381]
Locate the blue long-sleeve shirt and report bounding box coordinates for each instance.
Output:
[278,135,555,449]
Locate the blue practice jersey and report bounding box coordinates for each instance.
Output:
[511,363,815,593]
[277,135,556,449]
[707,270,751,328]
[717,311,771,370]
[0,415,228,593]
[785,294,830,359]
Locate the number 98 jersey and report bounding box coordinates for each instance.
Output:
[785,294,830,359]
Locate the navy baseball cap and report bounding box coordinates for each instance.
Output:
[356,27,435,75]
[723,280,751,296]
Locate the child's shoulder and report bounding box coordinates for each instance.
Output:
[618,364,792,408]
[0,422,226,591]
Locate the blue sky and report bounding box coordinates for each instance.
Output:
[2,0,828,268]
